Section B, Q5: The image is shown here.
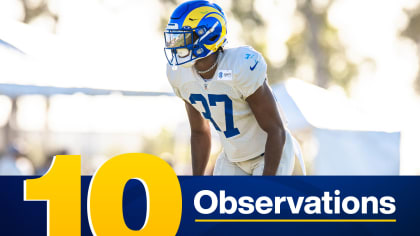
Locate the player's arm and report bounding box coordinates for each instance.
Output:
[184,101,212,175]
[246,80,286,176]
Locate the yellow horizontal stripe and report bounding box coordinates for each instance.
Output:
[195,219,396,223]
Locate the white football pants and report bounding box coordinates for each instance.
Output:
[213,129,306,176]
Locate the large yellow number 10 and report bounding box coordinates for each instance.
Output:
[24,153,182,236]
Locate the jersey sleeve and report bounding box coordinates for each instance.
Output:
[166,64,182,98]
[234,47,268,99]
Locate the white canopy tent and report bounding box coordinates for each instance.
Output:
[0,19,170,92]
[272,80,400,175]
[0,22,173,98]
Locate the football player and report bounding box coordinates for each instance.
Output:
[164,0,305,175]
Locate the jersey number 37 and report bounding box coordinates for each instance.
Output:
[189,94,240,138]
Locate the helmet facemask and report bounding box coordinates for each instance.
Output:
[164,27,201,67]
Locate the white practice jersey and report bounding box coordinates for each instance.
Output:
[167,46,287,162]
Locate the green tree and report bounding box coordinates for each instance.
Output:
[19,0,58,32]
[402,5,420,93]
[295,0,357,89]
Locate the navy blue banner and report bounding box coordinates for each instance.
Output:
[0,176,419,235]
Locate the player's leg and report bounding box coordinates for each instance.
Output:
[252,129,295,175]
[213,151,250,175]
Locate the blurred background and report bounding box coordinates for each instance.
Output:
[0,0,419,175]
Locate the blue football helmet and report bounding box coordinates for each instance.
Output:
[164,0,227,67]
